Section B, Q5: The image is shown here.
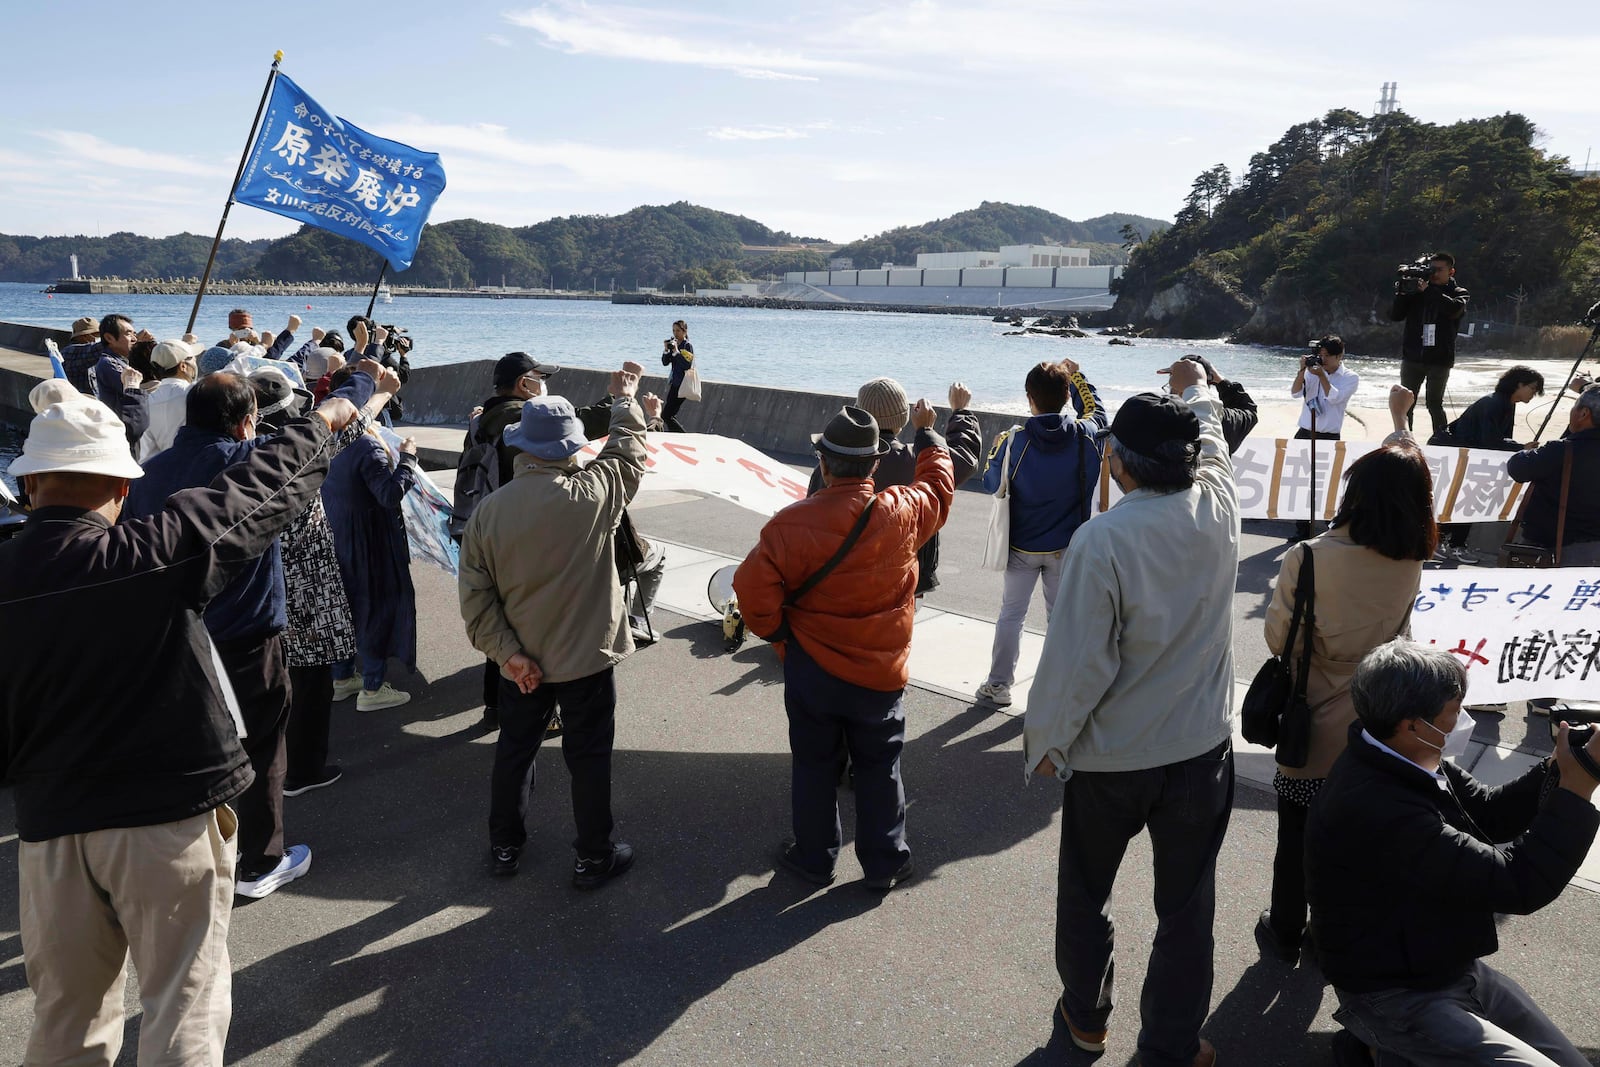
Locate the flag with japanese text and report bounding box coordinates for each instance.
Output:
[234,73,445,271]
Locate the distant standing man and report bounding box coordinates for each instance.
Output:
[734,402,954,891]
[61,313,151,451]
[1290,335,1360,541]
[1024,359,1239,1067]
[660,319,695,432]
[1390,251,1469,439]
[459,363,648,888]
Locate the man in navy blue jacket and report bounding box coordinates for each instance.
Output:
[976,358,1106,707]
[124,366,392,898]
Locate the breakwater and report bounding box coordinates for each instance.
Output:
[612,291,1115,323]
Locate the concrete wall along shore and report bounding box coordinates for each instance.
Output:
[0,322,1024,473]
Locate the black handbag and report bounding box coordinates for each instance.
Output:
[1240,545,1316,768]
[1498,442,1572,569]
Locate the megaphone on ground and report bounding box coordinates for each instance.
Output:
[707,564,746,653]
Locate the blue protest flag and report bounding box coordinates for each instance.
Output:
[234,74,445,272]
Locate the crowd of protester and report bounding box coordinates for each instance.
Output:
[4,286,1600,1067]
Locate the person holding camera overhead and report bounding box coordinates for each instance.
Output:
[1390,251,1469,439]
[1290,336,1360,541]
[660,319,694,432]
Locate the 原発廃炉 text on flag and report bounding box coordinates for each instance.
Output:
[234,73,445,271]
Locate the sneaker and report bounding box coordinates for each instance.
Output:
[332,676,363,701]
[1057,998,1108,1053]
[630,616,655,645]
[357,683,410,712]
[864,857,914,892]
[546,711,563,738]
[976,681,1012,707]
[236,844,311,899]
[490,844,520,877]
[573,843,635,889]
[778,843,836,886]
[283,765,342,797]
[1449,544,1478,563]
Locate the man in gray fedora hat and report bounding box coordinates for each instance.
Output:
[734,401,955,892]
[458,362,648,889]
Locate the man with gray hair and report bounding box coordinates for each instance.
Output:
[1507,380,1600,565]
[1307,638,1600,1066]
[1023,358,1237,1067]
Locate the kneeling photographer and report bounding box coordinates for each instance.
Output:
[1290,335,1359,541]
[1389,251,1469,439]
[1307,639,1600,1067]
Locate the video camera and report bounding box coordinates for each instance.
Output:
[380,325,413,356]
[1395,256,1434,295]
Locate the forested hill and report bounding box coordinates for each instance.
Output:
[830,203,1170,268]
[1112,109,1600,344]
[0,200,1173,290]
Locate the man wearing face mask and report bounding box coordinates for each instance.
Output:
[1023,358,1239,1067]
[1308,639,1600,1067]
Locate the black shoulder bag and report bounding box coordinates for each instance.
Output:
[1240,545,1316,768]
[760,498,877,643]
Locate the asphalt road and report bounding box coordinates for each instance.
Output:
[1,482,1596,1066]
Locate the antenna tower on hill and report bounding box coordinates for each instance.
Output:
[1375,82,1400,115]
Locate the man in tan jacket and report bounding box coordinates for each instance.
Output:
[458,363,647,889]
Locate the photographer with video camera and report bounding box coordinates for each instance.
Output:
[1290,336,1359,541]
[1390,252,1469,439]
[348,316,412,424]
[1308,639,1600,1067]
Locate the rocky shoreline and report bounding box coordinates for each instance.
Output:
[613,292,1116,321]
[45,279,383,297]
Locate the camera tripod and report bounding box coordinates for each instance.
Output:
[1529,301,1600,444]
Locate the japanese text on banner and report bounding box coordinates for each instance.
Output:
[234,73,445,271]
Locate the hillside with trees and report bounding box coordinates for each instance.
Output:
[0,232,272,283]
[1112,109,1600,345]
[829,203,1170,269]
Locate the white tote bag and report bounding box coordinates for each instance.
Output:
[679,364,703,403]
[981,427,1024,571]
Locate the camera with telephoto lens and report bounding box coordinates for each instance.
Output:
[1395,256,1434,295]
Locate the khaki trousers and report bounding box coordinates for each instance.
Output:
[19,806,237,1067]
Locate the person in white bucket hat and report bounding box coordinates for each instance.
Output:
[0,383,366,1067]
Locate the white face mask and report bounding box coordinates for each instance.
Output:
[1417,709,1476,762]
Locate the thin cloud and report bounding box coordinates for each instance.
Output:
[485,33,513,47]
[706,126,807,141]
[32,131,228,178]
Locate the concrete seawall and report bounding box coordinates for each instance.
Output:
[0,321,1024,463]
[399,360,1024,461]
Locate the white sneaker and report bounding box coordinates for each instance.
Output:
[357,683,411,712]
[331,676,363,701]
[976,681,1013,707]
[236,844,312,899]
[1449,545,1478,563]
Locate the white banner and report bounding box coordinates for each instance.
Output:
[1099,437,1524,524]
[1408,567,1600,702]
[579,432,810,517]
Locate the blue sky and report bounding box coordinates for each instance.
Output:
[1,1,1594,243]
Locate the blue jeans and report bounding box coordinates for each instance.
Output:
[1334,960,1587,1066]
[332,654,386,691]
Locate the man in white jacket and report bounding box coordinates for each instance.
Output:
[1024,357,1240,1067]
[139,339,201,460]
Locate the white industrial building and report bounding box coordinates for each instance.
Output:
[915,244,1090,270]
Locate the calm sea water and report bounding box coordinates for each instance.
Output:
[3,279,1542,496]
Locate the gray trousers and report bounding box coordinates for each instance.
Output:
[1055,740,1235,1067]
[1335,960,1588,1066]
[987,547,1064,687]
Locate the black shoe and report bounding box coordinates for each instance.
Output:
[481,705,499,730]
[573,843,634,889]
[1330,1030,1374,1066]
[864,857,914,892]
[777,843,836,886]
[283,765,342,797]
[490,845,520,877]
[1255,908,1301,964]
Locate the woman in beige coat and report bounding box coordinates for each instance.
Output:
[1257,388,1438,963]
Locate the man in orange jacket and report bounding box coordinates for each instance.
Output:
[733,401,954,891]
